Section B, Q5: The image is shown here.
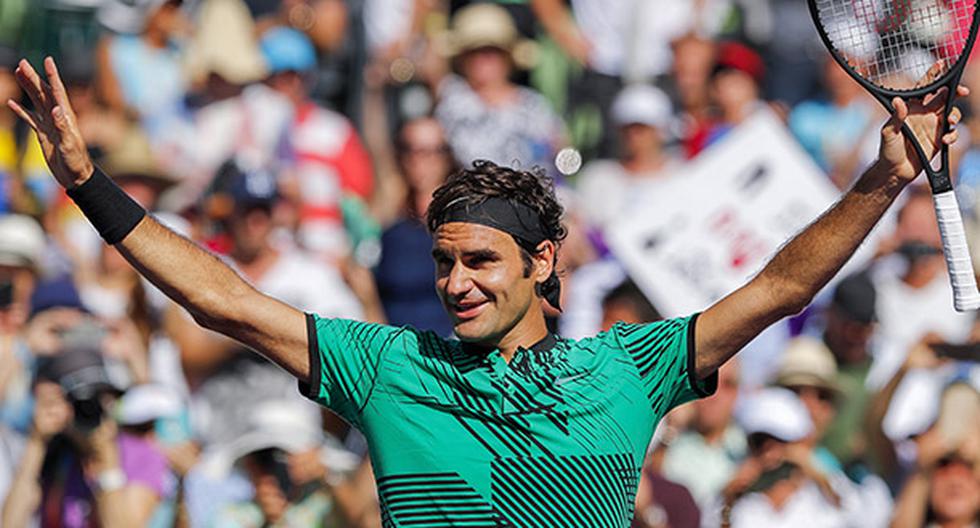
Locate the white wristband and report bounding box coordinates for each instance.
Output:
[92,467,127,493]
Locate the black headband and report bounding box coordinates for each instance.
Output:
[436,197,561,310]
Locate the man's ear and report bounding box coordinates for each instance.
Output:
[533,240,556,282]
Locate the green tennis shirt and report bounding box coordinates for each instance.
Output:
[300,313,717,528]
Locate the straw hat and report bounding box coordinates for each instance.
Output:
[437,4,536,69]
[183,0,267,85]
[100,129,177,190]
[774,337,841,396]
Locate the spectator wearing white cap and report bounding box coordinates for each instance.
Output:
[0,215,47,444]
[890,382,980,528]
[208,399,365,528]
[710,387,863,528]
[575,83,681,232]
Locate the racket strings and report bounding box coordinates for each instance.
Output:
[815,0,976,90]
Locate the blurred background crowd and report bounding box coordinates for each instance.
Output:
[1,0,980,527]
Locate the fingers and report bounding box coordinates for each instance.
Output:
[14,60,47,113]
[44,58,75,120]
[51,106,70,134]
[6,99,39,130]
[885,96,909,136]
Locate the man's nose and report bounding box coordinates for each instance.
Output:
[445,262,473,297]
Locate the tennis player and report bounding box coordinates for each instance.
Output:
[9,58,966,527]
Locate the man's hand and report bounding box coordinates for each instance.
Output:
[877,82,967,183]
[6,57,93,188]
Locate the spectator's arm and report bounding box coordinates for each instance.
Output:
[1,431,46,527]
[361,62,405,226]
[10,58,313,383]
[693,87,966,380]
[866,336,943,480]
[889,467,932,527]
[2,382,72,527]
[84,420,159,528]
[529,0,591,65]
[93,37,127,116]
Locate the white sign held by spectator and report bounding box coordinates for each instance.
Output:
[607,109,851,317]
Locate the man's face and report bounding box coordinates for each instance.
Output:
[433,222,546,345]
[229,207,273,262]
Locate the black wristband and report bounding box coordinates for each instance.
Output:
[66,168,147,244]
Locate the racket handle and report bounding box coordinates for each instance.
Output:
[933,191,980,312]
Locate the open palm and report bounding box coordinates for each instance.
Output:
[6,57,93,189]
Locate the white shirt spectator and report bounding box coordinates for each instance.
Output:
[255,248,363,320]
[569,0,732,81]
[721,480,848,528]
[866,258,974,389]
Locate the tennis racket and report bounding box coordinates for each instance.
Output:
[809,0,980,311]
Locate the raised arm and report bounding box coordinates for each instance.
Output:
[7,58,310,382]
[694,87,966,379]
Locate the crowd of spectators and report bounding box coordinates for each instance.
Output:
[1,1,980,527]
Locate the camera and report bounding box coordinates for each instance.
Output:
[35,345,120,431]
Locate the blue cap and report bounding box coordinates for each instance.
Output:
[260,27,316,74]
[30,275,87,318]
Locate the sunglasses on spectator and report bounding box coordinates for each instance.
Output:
[786,385,836,404]
[403,144,451,157]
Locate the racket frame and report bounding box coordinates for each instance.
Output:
[808,0,980,192]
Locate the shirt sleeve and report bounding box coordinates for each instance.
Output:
[297,314,410,424]
[119,433,169,497]
[614,313,718,416]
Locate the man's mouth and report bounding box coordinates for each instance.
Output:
[451,299,488,320]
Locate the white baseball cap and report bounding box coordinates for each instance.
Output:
[97,0,178,35]
[611,84,673,130]
[736,387,813,442]
[204,399,357,476]
[0,214,45,270]
[115,383,183,425]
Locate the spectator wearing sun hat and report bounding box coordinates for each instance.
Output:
[433,3,565,176]
[773,337,844,472]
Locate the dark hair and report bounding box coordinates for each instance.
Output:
[426,160,567,246]
[602,279,662,323]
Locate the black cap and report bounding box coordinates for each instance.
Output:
[206,158,278,217]
[35,348,116,399]
[832,272,877,324]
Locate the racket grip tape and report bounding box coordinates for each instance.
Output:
[932,191,980,312]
